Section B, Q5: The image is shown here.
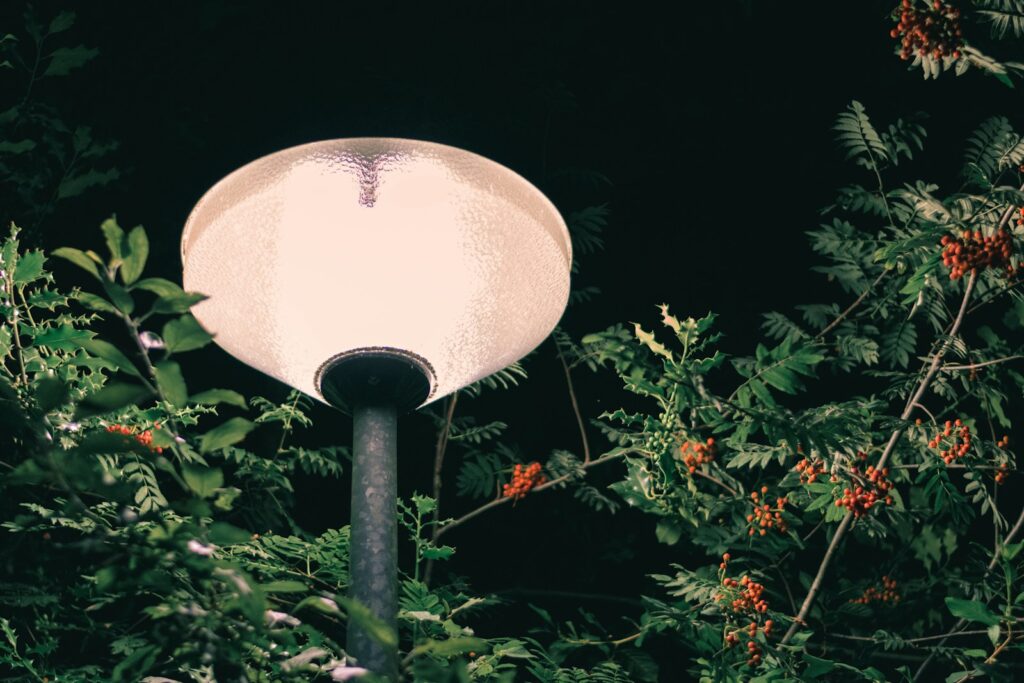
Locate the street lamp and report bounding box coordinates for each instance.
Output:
[180,138,571,676]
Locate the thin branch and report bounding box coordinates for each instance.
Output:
[940,355,1024,372]
[832,628,999,645]
[782,272,977,646]
[557,342,591,464]
[693,468,738,496]
[423,393,458,586]
[434,449,631,540]
[816,269,889,339]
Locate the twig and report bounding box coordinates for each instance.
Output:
[557,342,591,464]
[816,270,889,339]
[832,629,998,645]
[693,468,738,496]
[434,449,631,540]
[782,272,977,646]
[940,356,1024,372]
[423,393,458,586]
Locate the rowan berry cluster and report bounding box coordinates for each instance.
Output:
[746,487,788,536]
[502,462,547,500]
[716,574,768,615]
[835,465,894,518]
[678,437,715,473]
[794,457,826,484]
[928,419,972,463]
[890,0,963,62]
[724,619,773,667]
[106,423,164,454]
[995,462,1010,485]
[850,575,900,605]
[940,229,1016,280]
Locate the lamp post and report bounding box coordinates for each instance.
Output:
[180,139,571,676]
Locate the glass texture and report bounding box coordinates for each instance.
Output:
[181,138,571,406]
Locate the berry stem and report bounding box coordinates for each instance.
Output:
[434,448,632,540]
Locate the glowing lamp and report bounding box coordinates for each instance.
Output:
[181,138,571,410]
[181,138,571,675]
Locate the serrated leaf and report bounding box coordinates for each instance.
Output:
[76,338,143,379]
[12,250,45,285]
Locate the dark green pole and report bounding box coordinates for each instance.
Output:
[348,403,399,678]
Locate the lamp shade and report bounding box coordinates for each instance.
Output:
[181,138,572,407]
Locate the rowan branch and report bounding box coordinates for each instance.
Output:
[781,271,977,646]
[434,449,631,540]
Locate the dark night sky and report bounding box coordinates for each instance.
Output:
[5,0,1024,665]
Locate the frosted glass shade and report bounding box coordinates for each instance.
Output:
[181,138,571,407]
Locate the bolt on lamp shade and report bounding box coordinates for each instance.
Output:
[181,138,572,408]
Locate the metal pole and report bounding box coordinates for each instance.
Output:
[348,403,399,678]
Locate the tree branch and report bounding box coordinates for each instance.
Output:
[782,272,977,646]
[434,449,631,540]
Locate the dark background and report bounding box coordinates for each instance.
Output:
[3,0,1022,672]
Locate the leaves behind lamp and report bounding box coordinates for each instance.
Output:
[181,138,572,675]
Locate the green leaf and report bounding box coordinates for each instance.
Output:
[655,518,683,545]
[207,521,249,545]
[57,168,120,199]
[421,545,455,560]
[101,280,134,315]
[121,226,148,285]
[151,291,206,314]
[76,292,118,313]
[78,383,153,417]
[0,139,36,154]
[408,637,488,660]
[806,492,834,512]
[48,11,76,34]
[335,596,398,648]
[803,653,836,678]
[32,324,94,351]
[76,338,143,379]
[34,376,68,411]
[52,247,101,280]
[154,360,188,407]
[163,314,213,353]
[182,463,224,498]
[12,250,45,285]
[189,388,247,408]
[945,597,1000,626]
[200,417,255,453]
[261,580,307,593]
[43,45,98,77]
[132,278,184,297]
[101,217,126,264]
